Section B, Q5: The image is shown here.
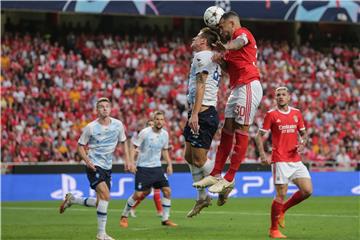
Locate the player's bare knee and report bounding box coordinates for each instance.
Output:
[98,191,110,201]
[301,188,313,198]
[162,187,171,198]
[192,149,207,167]
[184,152,192,164]
[192,156,206,168]
[133,191,144,200]
[236,123,250,132]
[275,195,286,203]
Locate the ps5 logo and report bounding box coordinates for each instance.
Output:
[242,176,297,195]
[51,174,134,199]
[51,174,83,200]
[351,185,360,195]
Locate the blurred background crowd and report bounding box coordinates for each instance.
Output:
[1,23,359,171]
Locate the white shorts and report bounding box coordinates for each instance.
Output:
[224,80,263,125]
[272,162,311,185]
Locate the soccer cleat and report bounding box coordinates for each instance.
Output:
[192,175,219,188]
[161,220,178,227]
[187,195,212,218]
[96,233,115,240]
[156,211,163,217]
[208,178,235,193]
[59,193,73,214]
[278,212,285,228]
[217,187,233,206]
[119,216,128,228]
[269,229,287,239]
[130,209,137,218]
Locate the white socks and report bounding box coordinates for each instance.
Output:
[71,197,96,207]
[161,197,171,222]
[122,196,136,217]
[189,159,214,201]
[97,200,109,235]
[189,165,207,200]
[202,159,215,176]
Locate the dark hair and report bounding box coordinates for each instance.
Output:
[199,27,220,48]
[220,11,240,22]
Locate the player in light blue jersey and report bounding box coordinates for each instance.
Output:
[120,111,177,227]
[129,119,164,218]
[183,27,221,217]
[59,97,135,240]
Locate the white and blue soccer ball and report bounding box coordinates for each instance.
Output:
[203,6,225,28]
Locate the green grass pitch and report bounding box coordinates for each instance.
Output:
[2,197,359,239]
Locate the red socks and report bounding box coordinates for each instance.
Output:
[132,193,146,209]
[153,189,163,213]
[224,130,249,182]
[132,189,163,214]
[283,191,306,212]
[211,129,234,176]
[271,200,284,230]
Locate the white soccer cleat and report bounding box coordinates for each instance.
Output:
[59,193,73,214]
[96,233,115,240]
[208,178,235,193]
[192,175,219,188]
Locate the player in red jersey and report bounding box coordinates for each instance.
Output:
[193,11,263,204]
[255,87,313,239]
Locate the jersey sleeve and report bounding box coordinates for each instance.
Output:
[78,125,91,145]
[260,112,272,132]
[297,112,306,131]
[194,52,212,75]
[132,128,146,147]
[234,29,249,45]
[118,122,127,143]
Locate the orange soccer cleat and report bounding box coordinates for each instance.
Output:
[119,216,128,228]
[278,212,285,228]
[269,229,287,239]
[161,220,178,227]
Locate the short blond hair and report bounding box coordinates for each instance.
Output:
[96,97,110,107]
[275,86,289,93]
[152,110,164,119]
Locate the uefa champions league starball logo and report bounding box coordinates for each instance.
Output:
[216,0,231,12]
[284,0,359,22]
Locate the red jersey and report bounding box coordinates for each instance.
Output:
[224,27,260,89]
[261,107,306,163]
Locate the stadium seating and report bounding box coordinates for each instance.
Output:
[1,32,359,170]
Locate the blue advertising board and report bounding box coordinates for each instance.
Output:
[2,172,359,201]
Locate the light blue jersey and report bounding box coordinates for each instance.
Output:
[78,117,126,170]
[187,50,221,107]
[133,127,169,168]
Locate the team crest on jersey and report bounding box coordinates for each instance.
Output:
[138,182,142,190]
[293,116,298,123]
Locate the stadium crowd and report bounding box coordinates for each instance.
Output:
[1,31,359,170]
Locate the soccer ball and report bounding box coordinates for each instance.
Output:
[203,6,225,28]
